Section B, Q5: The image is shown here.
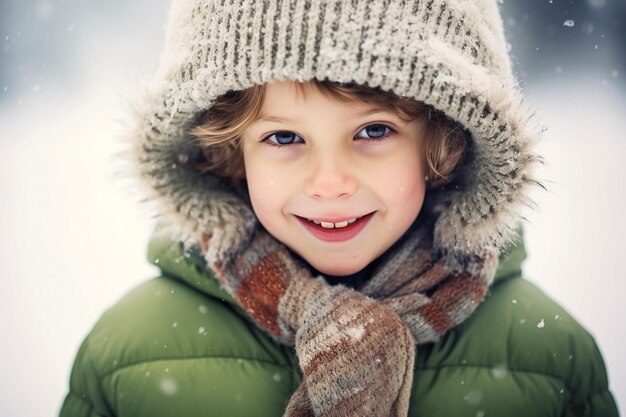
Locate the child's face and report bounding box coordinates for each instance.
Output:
[242,81,427,277]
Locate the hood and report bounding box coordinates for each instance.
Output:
[127,0,542,266]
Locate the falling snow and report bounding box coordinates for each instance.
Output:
[491,363,508,380]
[160,376,178,395]
[352,386,364,394]
[537,319,545,328]
[1,2,624,417]
[345,325,365,341]
[464,389,483,406]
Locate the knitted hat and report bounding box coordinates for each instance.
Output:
[129,0,541,263]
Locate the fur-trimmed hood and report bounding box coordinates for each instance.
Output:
[127,0,542,265]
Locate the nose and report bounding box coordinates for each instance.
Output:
[303,151,358,200]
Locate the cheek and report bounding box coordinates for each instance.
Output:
[242,154,287,223]
[246,172,277,215]
[392,179,426,210]
[376,158,426,207]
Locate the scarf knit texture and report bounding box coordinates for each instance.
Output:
[125,0,543,416]
[201,217,498,417]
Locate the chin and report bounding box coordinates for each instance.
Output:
[308,258,368,277]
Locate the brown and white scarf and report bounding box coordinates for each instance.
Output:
[200,217,498,417]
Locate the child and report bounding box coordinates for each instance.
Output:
[60,0,618,416]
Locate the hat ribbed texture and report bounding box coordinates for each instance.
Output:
[130,0,542,264]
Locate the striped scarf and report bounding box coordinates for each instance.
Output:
[201,218,498,417]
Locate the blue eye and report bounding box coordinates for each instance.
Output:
[356,124,394,140]
[262,124,395,148]
[264,131,304,146]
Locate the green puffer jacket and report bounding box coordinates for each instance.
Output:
[59,230,618,417]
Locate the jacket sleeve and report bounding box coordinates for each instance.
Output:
[563,329,619,417]
[59,333,114,417]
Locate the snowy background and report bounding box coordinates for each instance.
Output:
[0,1,624,416]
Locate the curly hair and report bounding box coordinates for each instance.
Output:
[190,79,470,189]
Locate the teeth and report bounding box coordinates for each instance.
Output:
[320,222,335,229]
[308,217,360,229]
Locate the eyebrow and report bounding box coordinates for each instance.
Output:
[255,107,392,124]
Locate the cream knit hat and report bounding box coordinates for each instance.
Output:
[130,0,541,263]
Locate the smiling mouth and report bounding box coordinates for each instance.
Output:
[297,212,373,229]
[303,216,364,229]
[295,212,375,242]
